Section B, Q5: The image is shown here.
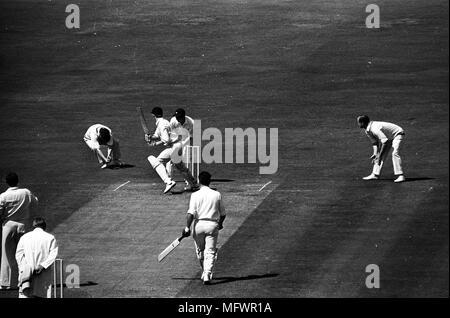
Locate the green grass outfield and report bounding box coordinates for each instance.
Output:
[0,0,448,297]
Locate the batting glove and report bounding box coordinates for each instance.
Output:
[182,227,191,237]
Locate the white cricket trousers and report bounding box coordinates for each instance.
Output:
[372,134,404,176]
[193,220,219,278]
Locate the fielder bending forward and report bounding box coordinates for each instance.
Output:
[84,124,123,169]
[357,115,406,183]
[181,171,226,285]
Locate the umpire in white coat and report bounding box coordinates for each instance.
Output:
[15,217,58,298]
[182,171,226,285]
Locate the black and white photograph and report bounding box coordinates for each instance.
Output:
[0,0,448,306]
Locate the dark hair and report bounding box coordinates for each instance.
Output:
[174,108,185,118]
[5,172,19,187]
[151,107,163,117]
[98,128,111,144]
[357,115,370,126]
[32,217,47,230]
[198,171,212,186]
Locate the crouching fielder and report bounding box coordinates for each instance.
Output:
[357,115,406,183]
[84,124,122,169]
[181,171,226,285]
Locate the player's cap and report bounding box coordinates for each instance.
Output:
[174,108,185,118]
[151,107,163,117]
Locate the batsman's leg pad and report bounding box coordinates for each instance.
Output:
[148,155,171,184]
[175,162,197,186]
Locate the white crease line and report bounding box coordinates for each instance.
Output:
[258,181,272,192]
[113,181,130,192]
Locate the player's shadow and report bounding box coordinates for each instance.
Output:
[209,273,279,285]
[211,179,235,183]
[403,177,434,182]
[55,281,98,288]
[107,164,135,169]
[172,273,279,285]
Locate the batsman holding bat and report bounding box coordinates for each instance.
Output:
[181,171,226,285]
[357,115,406,183]
[145,107,177,194]
[143,107,199,194]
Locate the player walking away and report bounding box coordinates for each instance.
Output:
[168,108,199,192]
[357,115,406,183]
[146,107,177,194]
[84,124,123,169]
[0,172,38,290]
[181,171,226,285]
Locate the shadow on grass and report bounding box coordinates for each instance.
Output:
[212,179,235,183]
[108,164,135,169]
[172,273,279,285]
[404,177,435,182]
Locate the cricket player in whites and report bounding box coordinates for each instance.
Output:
[145,107,177,194]
[181,171,226,285]
[84,124,123,169]
[168,108,199,192]
[357,115,406,183]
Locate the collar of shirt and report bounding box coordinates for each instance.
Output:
[156,117,164,126]
[6,187,19,192]
[366,121,373,133]
[33,227,44,233]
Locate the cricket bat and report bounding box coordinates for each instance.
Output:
[158,236,185,262]
[136,106,150,135]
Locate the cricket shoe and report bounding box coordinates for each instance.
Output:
[100,163,109,169]
[164,181,176,194]
[362,174,378,180]
[184,184,200,192]
[394,175,406,183]
[202,273,212,285]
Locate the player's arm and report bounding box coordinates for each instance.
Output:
[218,194,226,230]
[95,148,110,163]
[376,140,389,165]
[182,196,197,237]
[158,125,172,147]
[0,197,5,223]
[371,128,388,164]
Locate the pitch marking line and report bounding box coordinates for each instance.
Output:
[113,181,130,192]
[258,181,272,192]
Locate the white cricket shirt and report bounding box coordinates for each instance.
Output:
[0,187,38,224]
[187,186,226,222]
[366,121,404,144]
[83,124,113,149]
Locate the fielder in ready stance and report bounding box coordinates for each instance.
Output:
[181,171,226,285]
[357,115,406,183]
[84,124,123,169]
[146,107,198,194]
